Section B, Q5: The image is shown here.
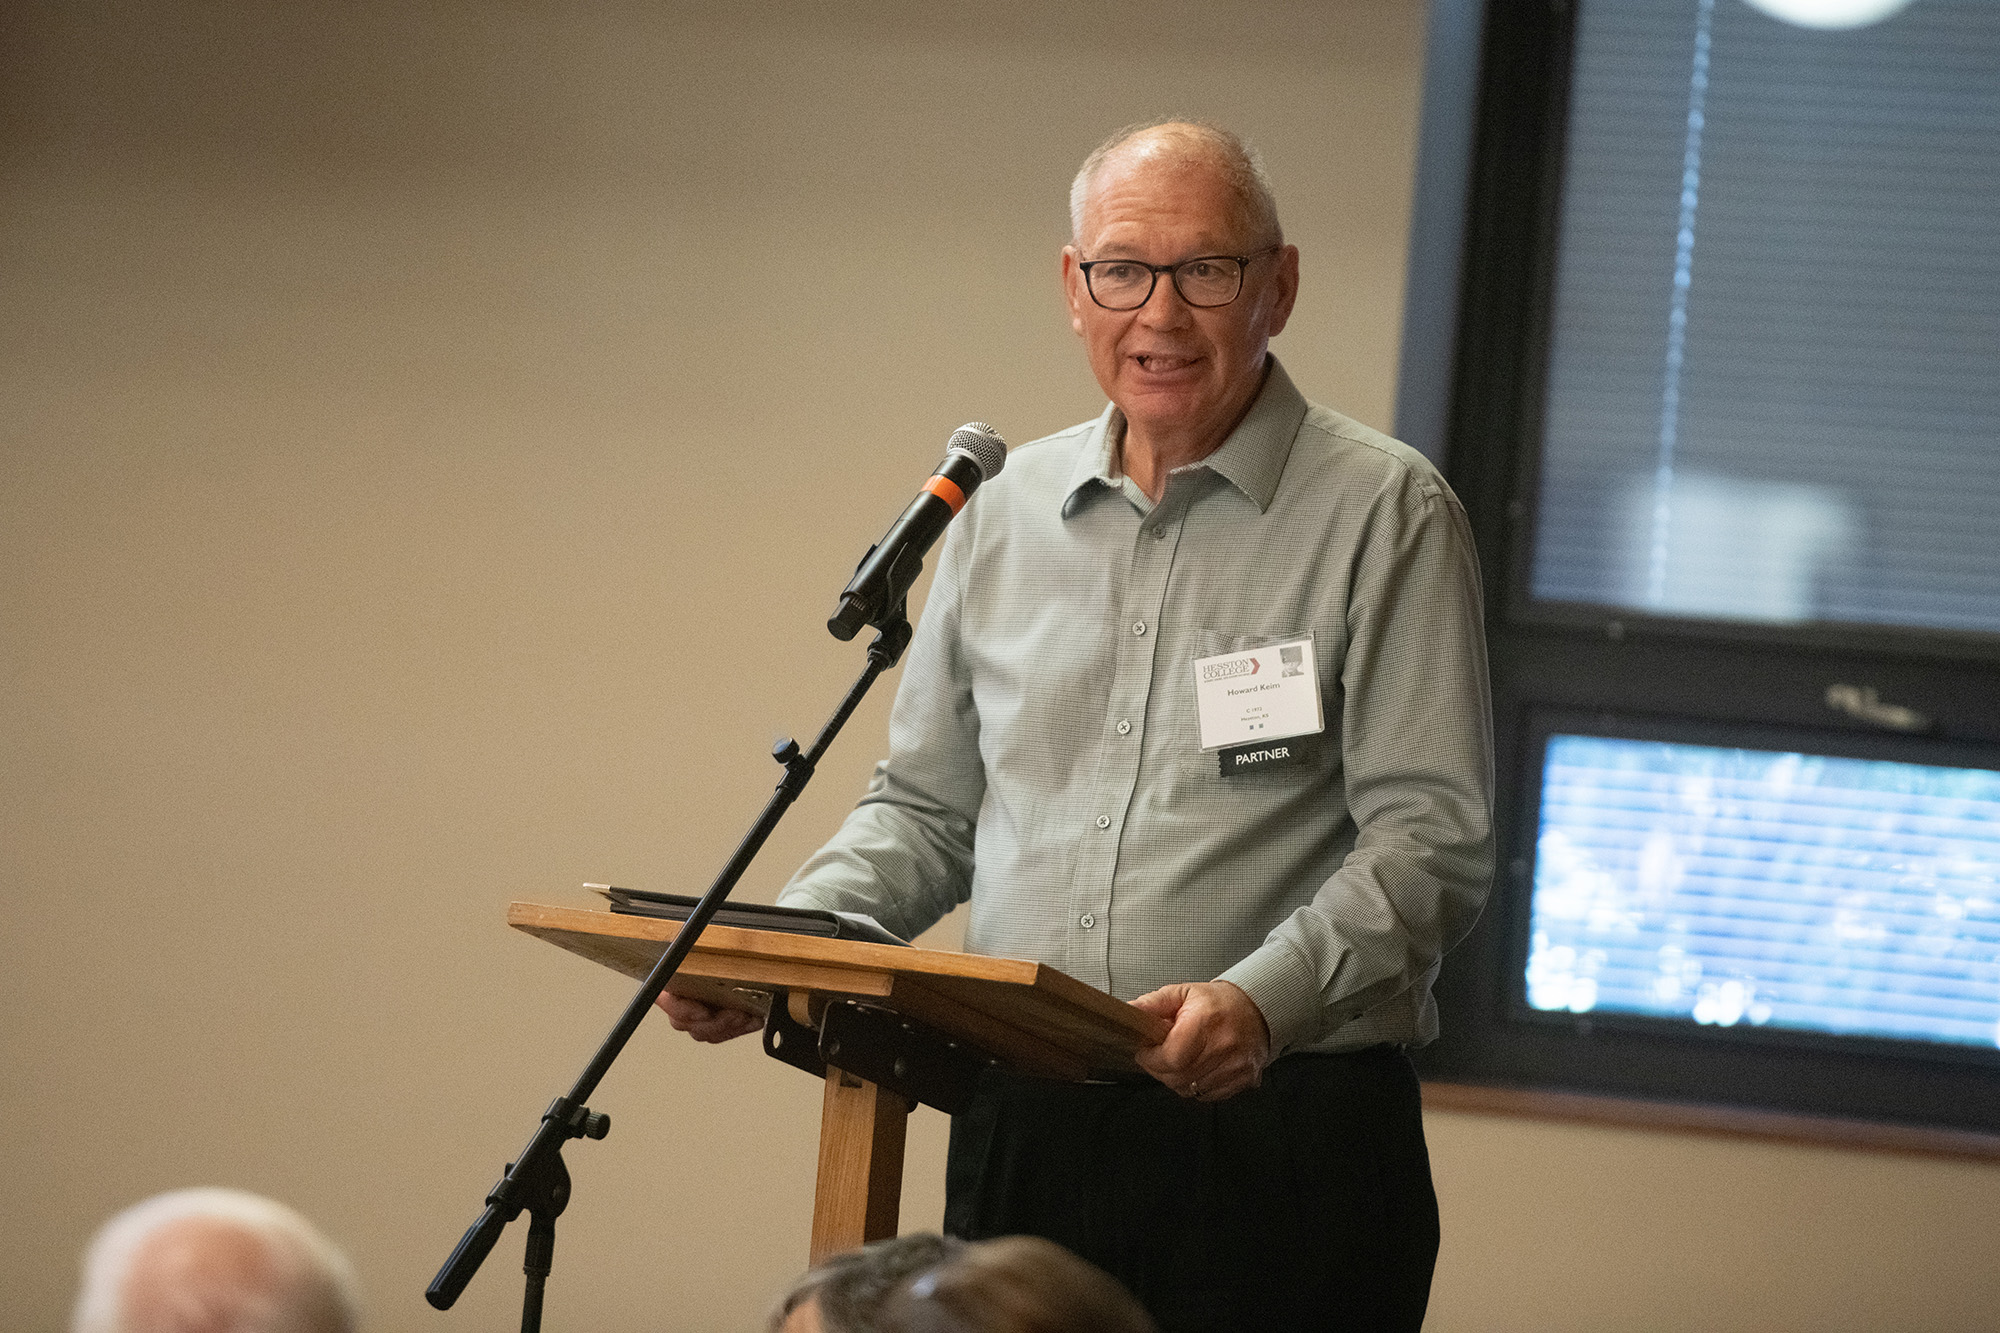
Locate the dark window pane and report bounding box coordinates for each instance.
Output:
[1530,0,2000,633]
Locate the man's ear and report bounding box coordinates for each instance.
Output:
[1256,243,1304,340]
[1263,244,1301,338]
[1061,246,1087,337]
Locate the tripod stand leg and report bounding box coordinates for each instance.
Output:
[809,1070,909,1263]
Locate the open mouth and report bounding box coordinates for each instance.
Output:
[1134,353,1198,373]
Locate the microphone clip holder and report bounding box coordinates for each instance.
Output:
[830,541,926,642]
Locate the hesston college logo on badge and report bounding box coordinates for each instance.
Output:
[1200,656,1260,683]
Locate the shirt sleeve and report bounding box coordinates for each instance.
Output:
[775,515,986,943]
[1217,472,1495,1054]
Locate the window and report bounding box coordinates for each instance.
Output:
[1401,0,2000,1136]
[1531,0,2000,634]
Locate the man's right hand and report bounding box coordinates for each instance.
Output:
[655,990,765,1043]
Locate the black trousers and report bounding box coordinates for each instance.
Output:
[943,1046,1439,1333]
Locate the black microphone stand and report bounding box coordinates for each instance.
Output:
[427,604,914,1331]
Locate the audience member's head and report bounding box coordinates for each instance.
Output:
[770,1233,965,1333]
[72,1188,360,1333]
[877,1236,1158,1333]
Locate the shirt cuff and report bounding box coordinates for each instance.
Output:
[1217,943,1326,1057]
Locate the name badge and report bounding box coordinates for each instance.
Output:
[1192,634,1325,775]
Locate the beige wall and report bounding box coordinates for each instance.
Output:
[3,3,1996,1330]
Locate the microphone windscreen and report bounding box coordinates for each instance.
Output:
[947,422,1008,480]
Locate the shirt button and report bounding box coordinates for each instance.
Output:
[1080,913,1096,929]
[1116,719,1132,736]
[1095,814,1111,829]
[1154,526,1169,540]
[1132,621,1147,636]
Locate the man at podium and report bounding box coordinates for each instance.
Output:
[664,120,1493,1333]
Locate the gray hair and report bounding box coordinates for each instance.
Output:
[72,1188,361,1333]
[1068,119,1282,248]
[770,1233,967,1332]
[877,1235,1160,1333]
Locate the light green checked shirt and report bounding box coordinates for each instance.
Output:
[780,358,1494,1055]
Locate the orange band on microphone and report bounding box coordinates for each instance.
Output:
[925,474,968,514]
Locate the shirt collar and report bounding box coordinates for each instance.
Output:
[1061,355,1308,519]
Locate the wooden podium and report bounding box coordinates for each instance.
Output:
[508,902,1168,1262]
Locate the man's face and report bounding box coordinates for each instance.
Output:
[1062,149,1299,453]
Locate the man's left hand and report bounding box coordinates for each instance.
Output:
[1130,980,1272,1102]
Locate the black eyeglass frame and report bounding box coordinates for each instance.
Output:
[1075,246,1282,311]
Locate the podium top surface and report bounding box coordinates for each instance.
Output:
[509,901,1168,1079]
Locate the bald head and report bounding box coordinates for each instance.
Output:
[1068,120,1281,250]
[73,1190,359,1333]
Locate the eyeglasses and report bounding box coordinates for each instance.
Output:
[1076,247,1280,311]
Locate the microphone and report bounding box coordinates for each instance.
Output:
[828,422,1008,640]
